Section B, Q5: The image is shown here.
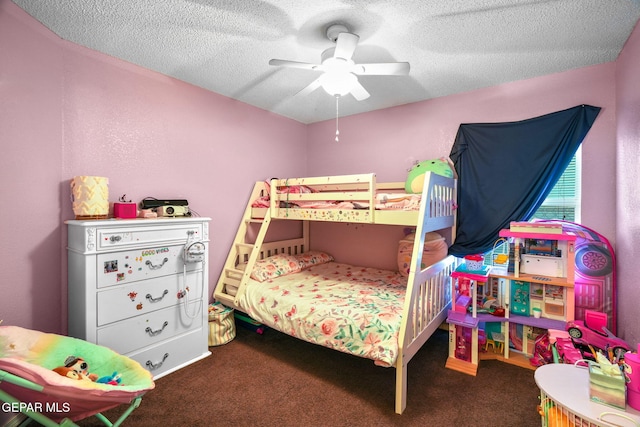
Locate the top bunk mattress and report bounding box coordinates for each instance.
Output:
[236,261,407,367]
[276,192,422,210]
[255,172,457,226]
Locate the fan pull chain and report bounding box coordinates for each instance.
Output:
[335,95,340,142]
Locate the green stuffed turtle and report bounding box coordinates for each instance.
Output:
[405,157,454,193]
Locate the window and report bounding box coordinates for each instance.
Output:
[531,148,581,222]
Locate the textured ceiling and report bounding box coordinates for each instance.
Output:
[12,0,640,124]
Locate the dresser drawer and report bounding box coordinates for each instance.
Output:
[127,329,208,378]
[96,222,205,251]
[97,301,203,354]
[96,269,204,326]
[97,244,201,288]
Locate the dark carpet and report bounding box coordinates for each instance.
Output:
[78,326,542,427]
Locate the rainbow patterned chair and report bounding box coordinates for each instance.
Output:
[0,326,154,427]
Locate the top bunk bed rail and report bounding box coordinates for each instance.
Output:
[269,172,457,227]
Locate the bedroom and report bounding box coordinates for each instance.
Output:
[1,0,640,425]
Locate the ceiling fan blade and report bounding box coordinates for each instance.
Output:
[295,77,323,97]
[333,32,359,60]
[349,80,370,101]
[353,62,410,76]
[269,59,320,71]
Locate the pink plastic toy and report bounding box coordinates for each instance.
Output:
[624,344,640,411]
[554,337,584,364]
[565,310,630,358]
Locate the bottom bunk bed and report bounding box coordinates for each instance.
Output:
[218,239,455,414]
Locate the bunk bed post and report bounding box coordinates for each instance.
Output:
[393,171,431,415]
[394,171,457,414]
[395,356,408,414]
[450,169,458,245]
[302,220,309,253]
[368,173,376,222]
[269,178,279,218]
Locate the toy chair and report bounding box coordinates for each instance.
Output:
[493,332,505,353]
[485,337,496,353]
[0,326,154,426]
[485,332,505,354]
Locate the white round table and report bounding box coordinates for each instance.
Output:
[534,363,640,426]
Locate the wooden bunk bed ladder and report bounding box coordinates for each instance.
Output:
[214,182,272,307]
[214,181,309,309]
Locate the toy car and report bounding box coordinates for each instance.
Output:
[555,337,585,365]
[566,310,630,358]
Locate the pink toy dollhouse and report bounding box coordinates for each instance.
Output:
[446,223,585,374]
[534,220,617,333]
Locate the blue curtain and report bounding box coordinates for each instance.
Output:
[448,105,601,257]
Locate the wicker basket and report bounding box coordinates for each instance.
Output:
[208,302,235,346]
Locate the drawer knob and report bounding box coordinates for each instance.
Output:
[146,289,169,302]
[146,353,169,371]
[145,321,169,336]
[145,257,168,270]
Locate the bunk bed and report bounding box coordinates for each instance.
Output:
[214,172,458,414]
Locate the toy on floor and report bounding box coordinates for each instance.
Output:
[565,310,630,359]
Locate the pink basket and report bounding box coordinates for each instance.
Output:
[464,254,484,271]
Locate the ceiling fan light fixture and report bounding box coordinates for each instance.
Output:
[321,55,353,73]
[269,22,408,103]
[320,71,356,97]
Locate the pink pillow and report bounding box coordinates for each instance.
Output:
[250,251,334,282]
[397,232,448,277]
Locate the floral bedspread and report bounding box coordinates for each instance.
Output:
[237,262,407,367]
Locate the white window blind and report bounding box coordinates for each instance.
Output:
[532,148,581,222]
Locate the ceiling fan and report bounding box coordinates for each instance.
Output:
[269,24,410,101]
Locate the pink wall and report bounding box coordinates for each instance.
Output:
[307,64,617,272]
[2,0,636,344]
[0,1,65,333]
[615,21,640,347]
[0,1,306,334]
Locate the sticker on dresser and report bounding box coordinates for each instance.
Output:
[97,245,201,288]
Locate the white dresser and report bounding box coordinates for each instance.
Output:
[66,217,211,379]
